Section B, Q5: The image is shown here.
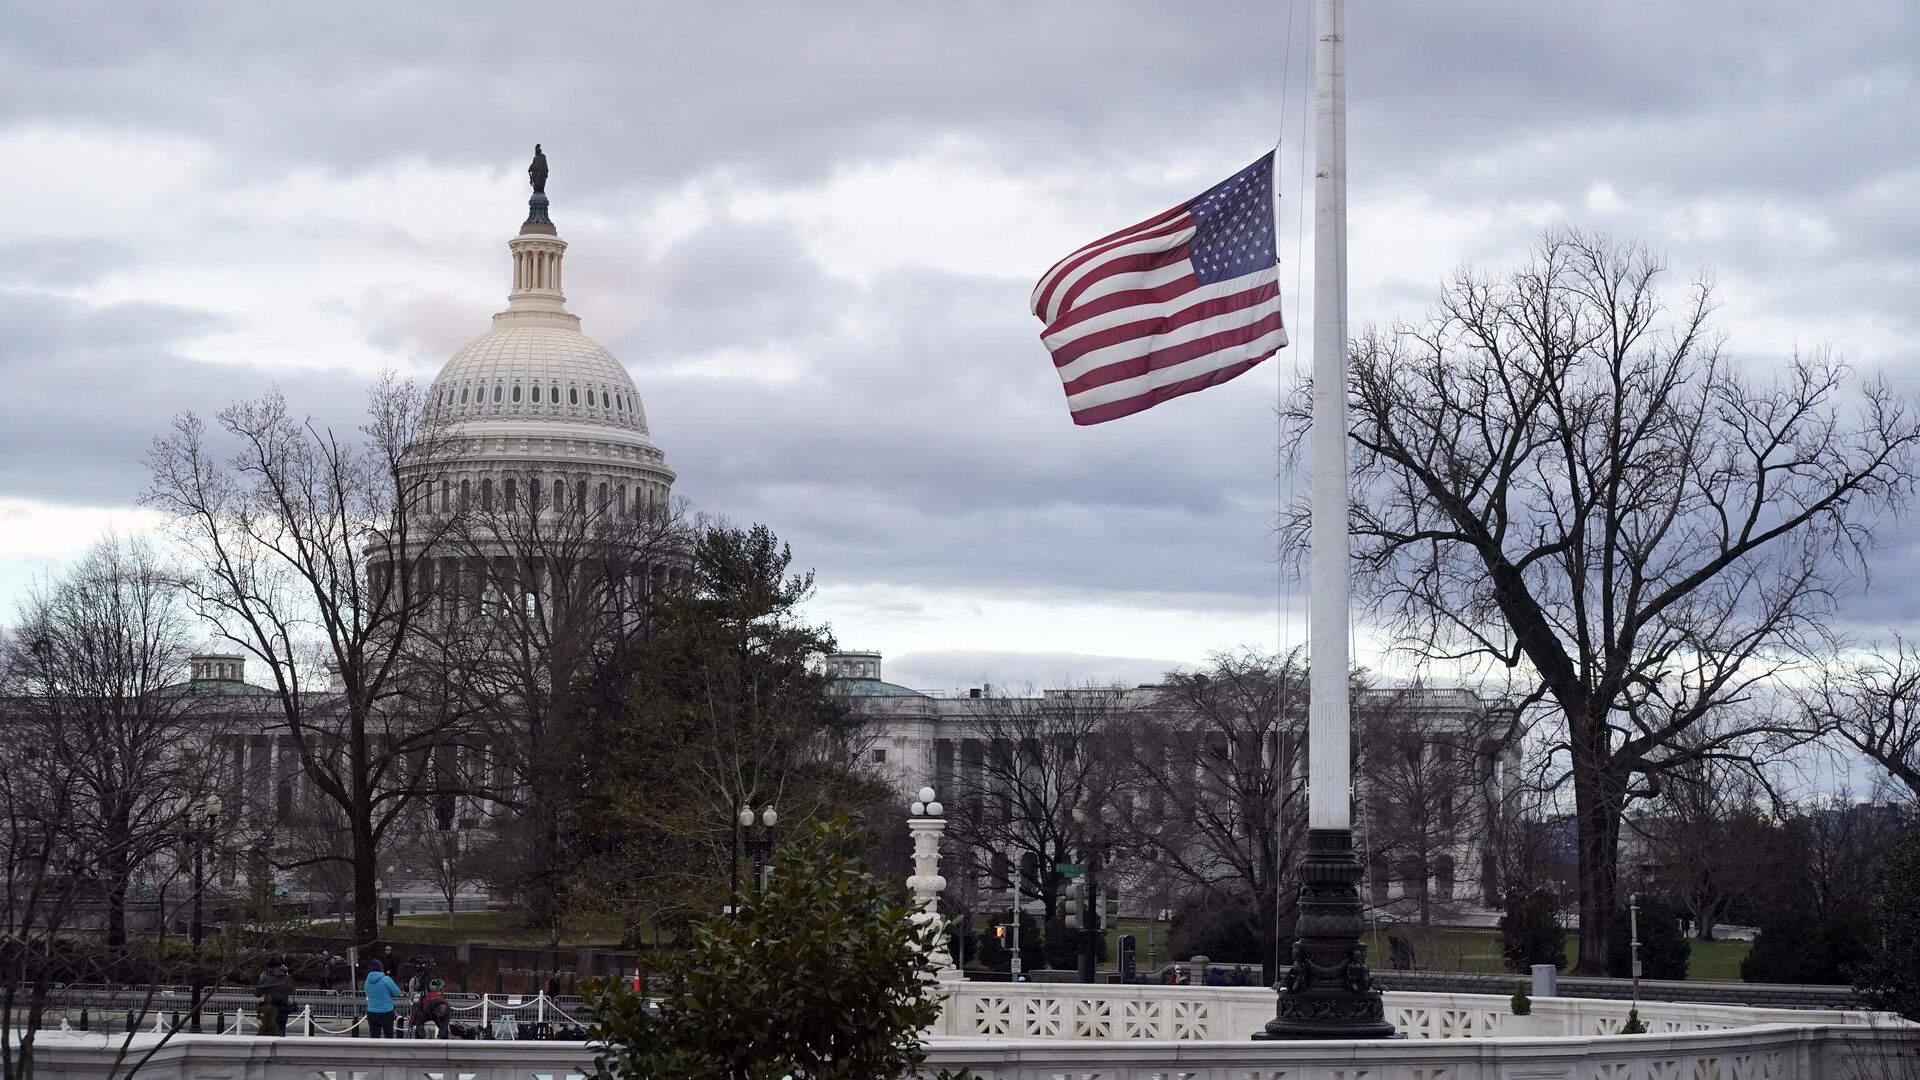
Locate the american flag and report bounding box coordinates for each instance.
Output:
[1031,152,1285,426]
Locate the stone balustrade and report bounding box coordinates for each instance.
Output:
[13,989,1914,1080]
[933,983,1893,1042]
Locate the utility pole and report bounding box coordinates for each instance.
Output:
[1261,0,1394,1040]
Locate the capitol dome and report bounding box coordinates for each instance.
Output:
[411,150,673,517]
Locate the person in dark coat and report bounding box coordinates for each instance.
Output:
[255,958,294,1036]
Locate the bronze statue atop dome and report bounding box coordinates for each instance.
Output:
[528,144,549,194]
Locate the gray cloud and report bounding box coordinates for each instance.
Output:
[2,0,1918,684]
[881,650,1190,695]
[0,291,373,506]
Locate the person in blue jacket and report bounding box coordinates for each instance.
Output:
[363,960,403,1038]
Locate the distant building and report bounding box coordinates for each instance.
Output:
[826,649,1521,919]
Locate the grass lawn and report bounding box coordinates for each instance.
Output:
[382,910,635,948]
[1357,927,1750,982]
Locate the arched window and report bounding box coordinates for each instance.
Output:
[617,485,627,517]
[550,384,559,403]
[459,387,469,403]
[575,480,587,512]
[615,394,623,411]
[493,385,503,403]
[480,478,493,510]
[511,384,522,403]
[439,479,449,512]
[531,384,541,403]
[569,387,579,405]
[553,479,565,510]
[459,478,470,510]
[586,389,596,407]
[597,481,608,509]
[503,476,517,509]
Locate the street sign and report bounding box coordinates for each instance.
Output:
[1056,863,1082,878]
[1010,955,1022,976]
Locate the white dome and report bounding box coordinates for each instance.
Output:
[409,177,673,492]
[428,323,654,445]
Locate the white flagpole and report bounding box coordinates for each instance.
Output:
[1264,0,1391,1040]
[1306,0,1350,832]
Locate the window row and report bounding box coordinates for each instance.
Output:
[434,475,665,518]
[442,382,633,413]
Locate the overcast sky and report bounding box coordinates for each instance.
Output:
[2,1,1916,692]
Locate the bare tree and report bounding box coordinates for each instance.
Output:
[144,377,475,950]
[1804,637,1920,802]
[1355,681,1508,930]
[2,537,216,949]
[944,685,1125,949]
[1111,649,1307,984]
[422,467,690,939]
[1298,229,1920,971]
[1630,729,1774,940]
[399,813,481,929]
[0,654,89,1079]
[0,553,240,1080]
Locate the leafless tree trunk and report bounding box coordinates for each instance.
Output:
[1355,680,1511,932]
[4,537,217,951]
[944,685,1125,953]
[1292,230,1920,972]
[1110,649,1309,985]
[421,467,690,940]
[1627,720,1780,940]
[145,376,474,951]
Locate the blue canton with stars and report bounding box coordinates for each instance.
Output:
[1186,151,1277,285]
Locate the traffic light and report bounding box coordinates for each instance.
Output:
[1102,890,1118,931]
[992,924,1007,942]
[1063,882,1085,930]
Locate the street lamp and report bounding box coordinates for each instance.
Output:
[740,804,778,896]
[187,796,223,1033]
[1070,806,1106,984]
[1630,893,1643,1012]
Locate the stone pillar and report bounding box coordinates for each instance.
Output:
[906,786,957,980]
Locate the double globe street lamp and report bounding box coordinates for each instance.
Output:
[730,803,779,914]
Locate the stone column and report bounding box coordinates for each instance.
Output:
[906,786,957,980]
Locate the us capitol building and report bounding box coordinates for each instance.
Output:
[182,151,1513,920]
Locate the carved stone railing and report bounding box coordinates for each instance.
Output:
[15,989,1913,1080]
[20,1021,1920,1080]
[923,1024,1920,1080]
[932,983,1893,1042]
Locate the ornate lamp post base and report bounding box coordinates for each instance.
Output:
[1255,829,1396,1041]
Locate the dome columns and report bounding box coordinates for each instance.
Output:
[506,234,569,316]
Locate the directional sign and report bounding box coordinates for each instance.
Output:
[1055,863,1082,878]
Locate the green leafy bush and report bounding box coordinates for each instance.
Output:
[585,819,966,1080]
[1510,985,1532,1016]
